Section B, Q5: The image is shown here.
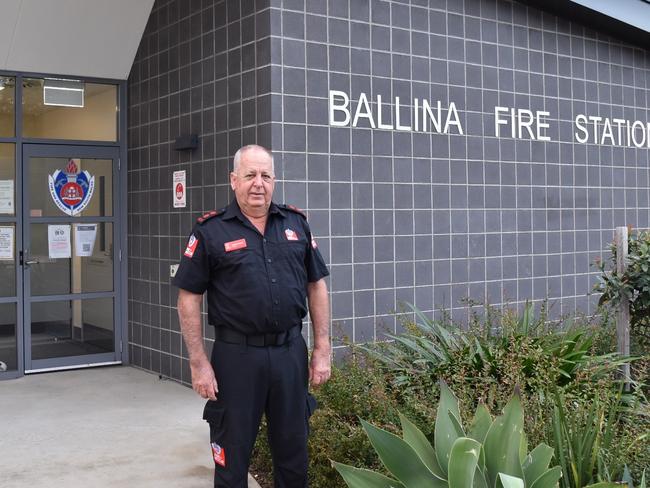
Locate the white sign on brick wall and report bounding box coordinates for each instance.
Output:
[173,170,186,208]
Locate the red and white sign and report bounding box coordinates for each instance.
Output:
[285,228,299,241]
[173,170,186,208]
[224,238,247,252]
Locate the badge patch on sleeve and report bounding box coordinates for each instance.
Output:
[224,238,247,252]
[211,442,226,467]
[285,228,299,241]
[184,234,199,258]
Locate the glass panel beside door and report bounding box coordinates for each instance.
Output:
[0,143,18,375]
[22,145,120,372]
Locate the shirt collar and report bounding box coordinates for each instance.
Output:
[222,199,286,221]
[269,201,286,217]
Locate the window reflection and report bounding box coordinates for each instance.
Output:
[29,223,114,296]
[0,77,15,137]
[0,144,15,217]
[23,79,117,141]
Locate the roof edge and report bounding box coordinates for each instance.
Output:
[521,0,650,49]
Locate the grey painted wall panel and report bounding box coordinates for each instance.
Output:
[128,0,650,383]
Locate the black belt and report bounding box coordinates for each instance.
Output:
[214,325,301,347]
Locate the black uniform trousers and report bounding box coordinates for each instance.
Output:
[203,332,314,488]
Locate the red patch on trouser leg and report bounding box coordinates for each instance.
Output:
[211,442,226,467]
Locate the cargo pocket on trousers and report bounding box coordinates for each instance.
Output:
[203,401,227,468]
[306,393,318,435]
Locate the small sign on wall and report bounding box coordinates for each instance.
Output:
[173,170,186,208]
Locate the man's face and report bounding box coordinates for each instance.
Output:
[230,148,275,213]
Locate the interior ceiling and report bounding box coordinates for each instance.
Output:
[0,0,154,80]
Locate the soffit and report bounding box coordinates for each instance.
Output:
[0,0,154,80]
[521,0,650,47]
[571,0,650,34]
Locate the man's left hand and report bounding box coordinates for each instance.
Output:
[309,346,331,386]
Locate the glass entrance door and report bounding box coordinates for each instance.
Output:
[22,145,121,372]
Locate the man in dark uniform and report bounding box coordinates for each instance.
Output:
[172,144,331,488]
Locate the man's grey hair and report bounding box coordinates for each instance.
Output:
[232,145,274,173]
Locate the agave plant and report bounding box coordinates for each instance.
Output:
[622,468,647,488]
[333,380,563,488]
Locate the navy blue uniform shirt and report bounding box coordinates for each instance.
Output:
[172,199,329,335]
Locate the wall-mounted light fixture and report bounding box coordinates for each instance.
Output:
[43,78,85,107]
[174,134,199,151]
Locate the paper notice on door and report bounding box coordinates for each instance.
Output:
[48,224,71,259]
[74,223,97,257]
[0,226,14,260]
[0,180,14,214]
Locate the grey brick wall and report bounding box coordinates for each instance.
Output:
[269,0,650,347]
[127,0,650,382]
[127,0,273,380]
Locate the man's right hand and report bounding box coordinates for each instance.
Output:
[190,358,219,400]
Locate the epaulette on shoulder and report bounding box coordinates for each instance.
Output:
[283,204,306,219]
[197,208,225,224]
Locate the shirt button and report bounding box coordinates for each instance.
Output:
[274,321,279,326]
[263,238,267,243]
[271,278,277,283]
[267,258,272,263]
[274,300,279,305]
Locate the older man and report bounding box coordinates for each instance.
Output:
[172,144,331,487]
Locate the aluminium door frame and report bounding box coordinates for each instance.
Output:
[22,143,122,373]
[0,73,128,379]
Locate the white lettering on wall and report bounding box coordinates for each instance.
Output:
[329,90,350,126]
[574,114,650,147]
[575,114,589,143]
[328,90,465,135]
[352,93,375,128]
[493,106,550,140]
[328,90,650,148]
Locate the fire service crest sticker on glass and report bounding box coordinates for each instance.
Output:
[48,159,95,216]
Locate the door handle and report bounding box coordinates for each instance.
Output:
[21,251,39,266]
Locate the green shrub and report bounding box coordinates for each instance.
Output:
[334,381,565,488]
[249,305,649,487]
[593,229,650,388]
[364,302,630,447]
[594,229,650,327]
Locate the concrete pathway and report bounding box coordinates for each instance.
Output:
[0,366,261,488]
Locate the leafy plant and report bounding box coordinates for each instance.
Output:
[552,385,650,488]
[594,229,650,322]
[332,381,564,488]
[594,229,650,350]
[365,302,627,395]
[552,389,620,488]
[593,229,650,394]
[249,306,648,487]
